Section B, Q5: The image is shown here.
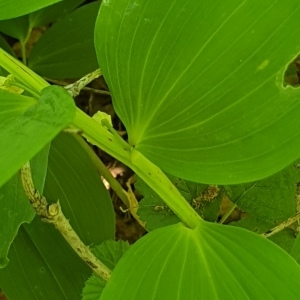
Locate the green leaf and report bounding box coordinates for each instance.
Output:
[291,233,300,263]
[82,240,130,300]
[100,221,300,299]
[44,132,115,243]
[0,88,36,124]
[0,144,50,268]
[268,228,296,253]
[0,175,34,267]
[0,132,115,299]
[232,215,297,253]
[29,2,100,79]
[0,0,61,20]
[82,275,106,300]
[230,216,272,234]
[0,15,29,41]
[91,240,130,270]
[136,176,222,231]
[0,35,15,76]
[0,218,92,300]
[0,34,15,56]
[95,0,300,184]
[225,159,300,222]
[0,85,75,187]
[29,0,85,28]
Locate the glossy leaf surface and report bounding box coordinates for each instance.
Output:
[29,2,100,79]
[100,222,300,299]
[0,85,75,187]
[95,0,300,184]
[0,0,60,20]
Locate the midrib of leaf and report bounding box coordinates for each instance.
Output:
[131,0,248,144]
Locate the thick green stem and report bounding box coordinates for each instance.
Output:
[0,47,48,93]
[131,149,202,228]
[73,110,202,228]
[0,48,202,229]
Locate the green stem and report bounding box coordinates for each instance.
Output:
[20,41,27,65]
[0,48,48,93]
[0,48,202,229]
[73,110,202,228]
[131,149,202,228]
[74,133,130,208]
[219,203,237,224]
[8,80,40,98]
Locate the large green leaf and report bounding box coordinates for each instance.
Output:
[29,2,100,79]
[0,85,75,187]
[0,132,115,299]
[0,15,29,41]
[95,0,300,184]
[44,132,115,243]
[100,221,300,299]
[0,218,92,300]
[0,0,61,20]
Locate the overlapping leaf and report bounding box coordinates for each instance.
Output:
[29,0,85,28]
[225,159,300,222]
[136,176,222,231]
[95,0,300,184]
[0,85,75,187]
[0,0,60,20]
[0,133,116,299]
[100,222,300,299]
[44,132,115,243]
[82,240,130,300]
[0,145,49,268]
[29,2,100,79]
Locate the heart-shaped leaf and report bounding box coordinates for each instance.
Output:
[95,0,300,184]
[100,221,300,299]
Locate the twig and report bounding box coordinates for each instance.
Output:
[43,76,110,96]
[261,212,300,238]
[219,202,237,224]
[64,69,103,97]
[20,162,112,281]
[295,182,300,233]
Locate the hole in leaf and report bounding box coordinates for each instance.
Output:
[284,55,300,87]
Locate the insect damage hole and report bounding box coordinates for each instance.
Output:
[283,54,300,87]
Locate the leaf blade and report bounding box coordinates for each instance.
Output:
[0,0,61,20]
[29,2,100,79]
[100,221,300,299]
[95,0,300,184]
[0,85,75,187]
